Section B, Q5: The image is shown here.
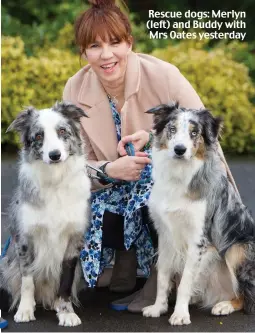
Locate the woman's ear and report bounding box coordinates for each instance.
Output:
[80,46,87,60]
[128,35,133,51]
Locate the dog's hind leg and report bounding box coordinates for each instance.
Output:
[212,297,243,315]
[235,244,255,314]
[54,233,83,327]
[212,243,249,316]
[14,237,36,323]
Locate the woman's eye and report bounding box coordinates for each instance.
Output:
[170,127,176,134]
[90,44,98,48]
[35,134,42,141]
[191,131,197,137]
[59,128,66,135]
[111,40,120,45]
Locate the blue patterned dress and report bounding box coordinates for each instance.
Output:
[80,98,155,288]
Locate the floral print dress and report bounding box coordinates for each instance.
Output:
[80,97,155,288]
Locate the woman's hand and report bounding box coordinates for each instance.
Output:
[105,152,151,181]
[117,130,150,156]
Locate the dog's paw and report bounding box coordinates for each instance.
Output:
[169,311,191,326]
[211,301,235,316]
[14,307,36,323]
[142,304,168,318]
[57,312,81,327]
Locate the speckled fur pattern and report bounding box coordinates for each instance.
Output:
[142,103,255,325]
[0,102,91,327]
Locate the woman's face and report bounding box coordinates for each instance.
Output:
[85,36,131,85]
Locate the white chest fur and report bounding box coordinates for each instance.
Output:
[19,155,91,238]
[150,149,206,249]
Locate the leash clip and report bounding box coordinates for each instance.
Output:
[86,142,136,185]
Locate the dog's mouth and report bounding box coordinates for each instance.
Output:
[49,160,62,164]
[173,155,186,160]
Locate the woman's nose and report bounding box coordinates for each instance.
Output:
[101,45,113,59]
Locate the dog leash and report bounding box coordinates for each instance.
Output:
[0,239,10,330]
[124,142,136,156]
[87,142,152,186]
[0,318,8,330]
[0,236,11,259]
[87,142,136,185]
[122,142,153,186]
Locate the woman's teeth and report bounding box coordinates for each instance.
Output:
[101,62,116,70]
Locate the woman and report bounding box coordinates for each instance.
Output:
[63,0,238,312]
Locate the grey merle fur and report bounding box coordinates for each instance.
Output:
[0,102,89,318]
[148,103,255,314]
[6,102,88,163]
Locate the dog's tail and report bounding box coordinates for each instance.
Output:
[237,244,255,314]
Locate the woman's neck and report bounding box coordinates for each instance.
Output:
[101,77,125,100]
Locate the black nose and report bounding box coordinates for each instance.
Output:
[49,150,61,161]
[174,144,187,156]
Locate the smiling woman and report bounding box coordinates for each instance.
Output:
[84,36,131,102]
[74,0,132,110]
[63,0,238,315]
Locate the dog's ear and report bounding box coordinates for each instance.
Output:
[54,102,89,121]
[199,109,223,145]
[145,102,179,116]
[146,102,178,135]
[6,107,35,133]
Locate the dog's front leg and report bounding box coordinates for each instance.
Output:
[54,234,83,327]
[14,236,36,323]
[143,234,174,317]
[169,243,200,326]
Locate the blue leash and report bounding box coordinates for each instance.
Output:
[0,318,8,329]
[0,238,10,329]
[0,236,11,259]
[124,142,136,156]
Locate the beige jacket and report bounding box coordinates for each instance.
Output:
[63,51,239,193]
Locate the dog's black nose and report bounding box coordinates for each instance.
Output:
[49,150,61,161]
[174,145,187,156]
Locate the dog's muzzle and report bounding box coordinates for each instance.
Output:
[49,150,61,162]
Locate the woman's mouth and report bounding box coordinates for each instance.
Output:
[100,62,118,73]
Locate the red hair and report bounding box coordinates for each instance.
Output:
[75,0,132,55]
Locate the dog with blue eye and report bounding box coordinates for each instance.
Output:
[0,102,91,327]
[142,103,255,325]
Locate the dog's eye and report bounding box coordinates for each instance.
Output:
[191,131,197,137]
[58,128,66,135]
[35,134,42,141]
[170,127,176,134]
